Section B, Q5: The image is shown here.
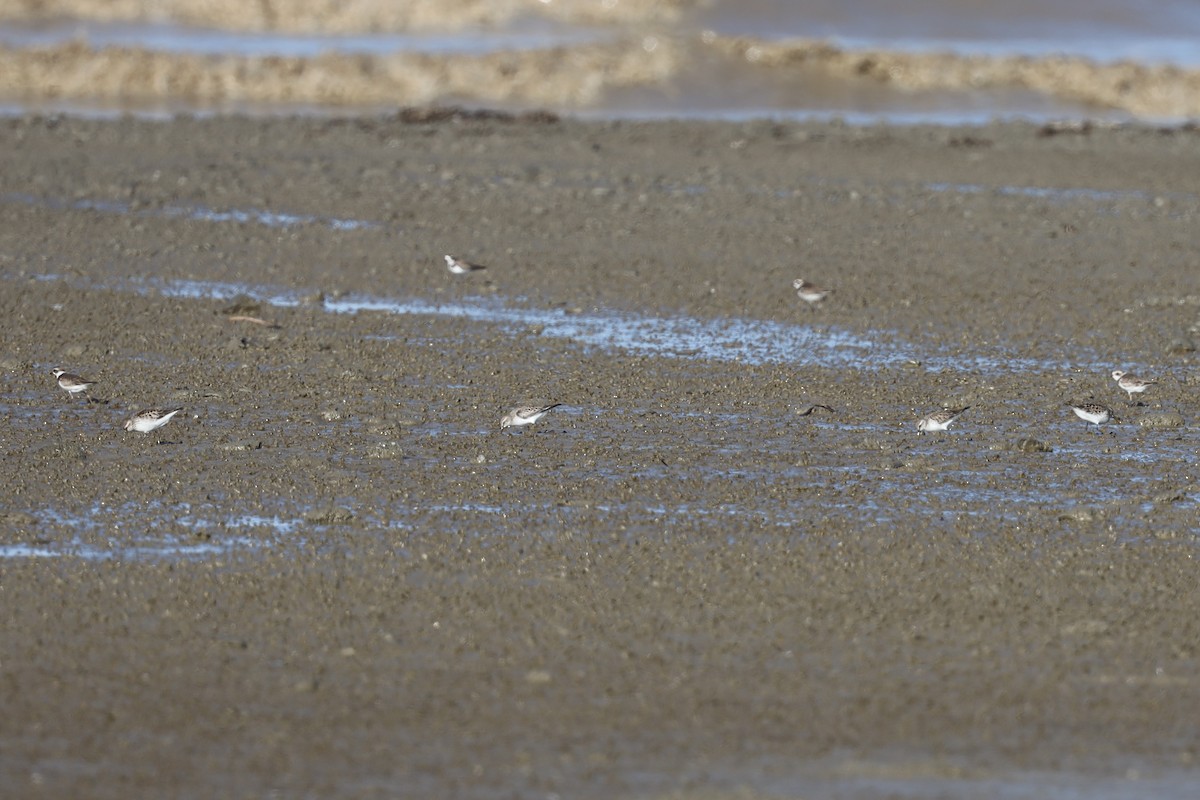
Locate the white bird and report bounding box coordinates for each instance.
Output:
[124,408,184,434]
[1067,402,1116,433]
[792,279,831,309]
[52,368,95,399]
[500,403,561,431]
[1111,370,1156,403]
[917,406,970,434]
[444,254,487,275]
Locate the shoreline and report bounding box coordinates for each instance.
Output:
[1,37,1199,122]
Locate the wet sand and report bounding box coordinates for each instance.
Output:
[1,112,1200,797]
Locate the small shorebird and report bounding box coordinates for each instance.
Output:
[917,406,970,434]
[52,368,95,399]
[792,279,831,310]
[1067,402,1117,433]
[795,403,835,417]
[444,254,487,275]
[501,402,561,431]
[1111,369,1156,403]
[124,407,184,434]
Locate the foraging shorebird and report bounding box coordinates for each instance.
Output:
[1067,402,1117,433]
[500,402,561,431]
[123,407,184,434]
[795,404,836,417]
[444,254,487,275]
[917,406,970,434]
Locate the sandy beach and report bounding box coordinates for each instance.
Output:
[1,112,1200,797]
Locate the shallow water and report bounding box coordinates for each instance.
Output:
[6,4,1200,66]
[0,19,609,58]
[0,191,380,231]
[10,414,1193,561]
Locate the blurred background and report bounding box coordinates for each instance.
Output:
[1,0,1198,123]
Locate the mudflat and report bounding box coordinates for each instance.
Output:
[1,112,1199,798]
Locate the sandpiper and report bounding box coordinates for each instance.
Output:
[123,407,184,434]
[1067,402,1116,433]
[444,254,487,275]
[501,402,561,431]
[917,406,970,434]
[1111,370,1156,403]
[52,368,95,399]
[795,403,836,417]
[792,279,831,309]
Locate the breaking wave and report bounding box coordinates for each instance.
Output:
[1,0,1198,121]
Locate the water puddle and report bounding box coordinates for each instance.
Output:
[0,502,295,560]
[180,512,303,536]
[770,764,1200,800]
[5,262,1109,375]
[4,409,1194,561]
[0,191,380,232]
[138,273,1099,374]
[922,181,1196,208]
[0,535,262,561]
[5,165,1189,257]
